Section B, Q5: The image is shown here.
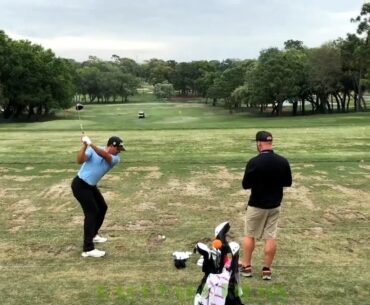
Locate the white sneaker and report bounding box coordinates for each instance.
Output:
[81,249,106,258]
[93,234,107,243]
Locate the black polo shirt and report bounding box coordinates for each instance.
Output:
[242,150,292,209]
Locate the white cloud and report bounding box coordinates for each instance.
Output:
[0,0,366,62]
[34,36,166,52]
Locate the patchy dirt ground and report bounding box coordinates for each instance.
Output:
[1,164,369,235]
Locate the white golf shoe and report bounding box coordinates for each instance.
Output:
[81,249,106,258]
[93,234,107,243]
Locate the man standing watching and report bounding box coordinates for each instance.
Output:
[240,131,292,280]
[71,135,125,258]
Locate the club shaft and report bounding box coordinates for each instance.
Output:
[77,110,84,133]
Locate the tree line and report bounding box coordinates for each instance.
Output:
[0,31,76,118]
[1,4,369,118]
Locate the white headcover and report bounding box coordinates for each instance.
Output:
[196,242,211,259]
[214,221,229,237]
[228,241,240,256]
[172,251,192,260]
[196,257,204,267]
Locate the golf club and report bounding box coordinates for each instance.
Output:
[194,222,244,305]
[75,103,84,134]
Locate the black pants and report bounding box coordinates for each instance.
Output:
[71,176,108,251]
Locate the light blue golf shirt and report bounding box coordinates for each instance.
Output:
[78,146,120,186]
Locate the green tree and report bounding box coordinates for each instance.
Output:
[336,34,363,111]
[284,47,310,115]
[0,31,10,113]
[117,72,140,102]
[284,39,305,51]
[307,43,343,113]
[231,84,250,108]
[142,59,174,85]
[349,3,370,110]
[245,47,310,116]
[154,81,175,98]
[193,61,220,98]
[0,33,75,118]
[112,55,142,77]
[207,60,248,112]
[76,66,101,102]
[171,62,204,96]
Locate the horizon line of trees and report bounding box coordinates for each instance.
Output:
[1,4,370,119]
[0,31,76,119]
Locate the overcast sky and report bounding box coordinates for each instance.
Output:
[0,0,366,62]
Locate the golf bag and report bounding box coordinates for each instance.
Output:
[194,222,244,305]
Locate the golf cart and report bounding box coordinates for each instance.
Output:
[138,111,145,119]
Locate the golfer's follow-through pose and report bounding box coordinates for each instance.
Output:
[240,131,292,280]
[71,135,125,258]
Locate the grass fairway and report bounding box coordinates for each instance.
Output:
[0,101,369,305]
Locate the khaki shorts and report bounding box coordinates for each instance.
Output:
[244,206,281,240]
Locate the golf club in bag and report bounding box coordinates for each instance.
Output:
[194,222,244,305]
[75,103,84,133]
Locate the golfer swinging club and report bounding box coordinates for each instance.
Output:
[240,131,292,280]
[71,134,126,257]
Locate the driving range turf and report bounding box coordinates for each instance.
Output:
[0,100,369,305]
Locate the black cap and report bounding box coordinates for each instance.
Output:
[107,136,126,151]
[255,131,273,142]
